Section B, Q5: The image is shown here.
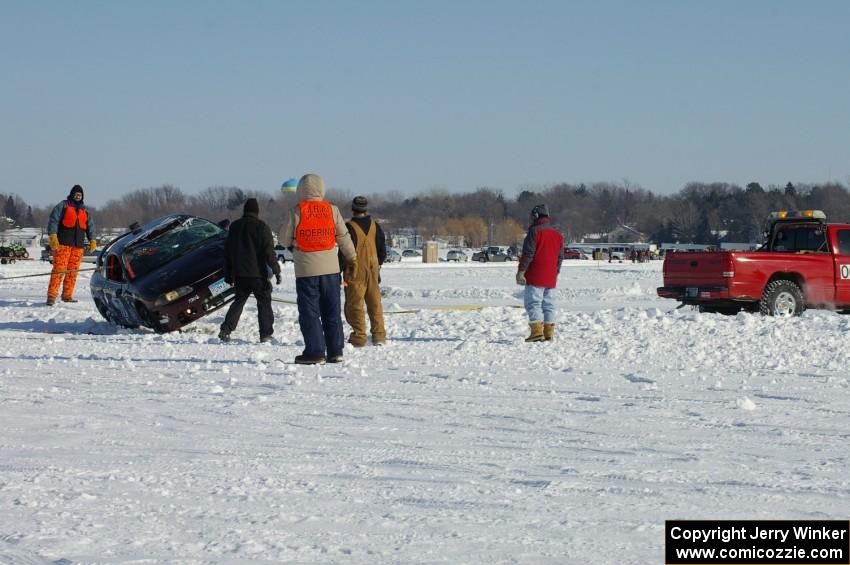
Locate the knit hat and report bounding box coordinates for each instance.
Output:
[530,204,549,220]
[352,196,368,213]
[243,198,259,214]
[69,185,84,199]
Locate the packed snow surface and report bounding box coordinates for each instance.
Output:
[1,259,849,563]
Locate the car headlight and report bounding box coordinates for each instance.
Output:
[154,286,195,307]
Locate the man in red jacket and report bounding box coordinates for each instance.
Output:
[516,204,564,342]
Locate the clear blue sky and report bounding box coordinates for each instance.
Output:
[2,0,849,206]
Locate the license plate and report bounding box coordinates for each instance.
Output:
[685,287,698,297]
[208,278,230,297]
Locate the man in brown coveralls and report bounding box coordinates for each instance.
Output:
[341,196,387,346]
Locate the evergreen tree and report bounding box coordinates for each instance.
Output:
[4,195,17,222]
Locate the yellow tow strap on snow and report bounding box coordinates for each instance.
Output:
[270,296,521,314]
[0,267,102,281]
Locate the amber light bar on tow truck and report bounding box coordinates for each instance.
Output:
[768,209,827,221]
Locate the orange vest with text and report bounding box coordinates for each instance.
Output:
[295,201,336,252]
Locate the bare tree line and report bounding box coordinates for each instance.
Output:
[4,180,850,245]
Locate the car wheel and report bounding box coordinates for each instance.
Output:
[478,257,486,262]
[759,279,804,317]
[94,298,116,324]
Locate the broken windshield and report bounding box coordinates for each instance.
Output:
[124,217,224,277]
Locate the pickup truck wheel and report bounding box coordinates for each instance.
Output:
[759,280,804,318]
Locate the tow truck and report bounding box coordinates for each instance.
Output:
[657,210,850,316]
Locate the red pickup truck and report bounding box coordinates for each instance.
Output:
[657,210,850,316]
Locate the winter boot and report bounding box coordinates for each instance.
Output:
[348,336,367,347]
[525,321,545,343]
[46,296,56,306]
[544,323,556,341]
[295,355,326,365]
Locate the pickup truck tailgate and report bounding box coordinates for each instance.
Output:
[662,252,733,287]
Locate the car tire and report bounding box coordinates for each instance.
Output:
[759,279,804,317]
[94,298,116,325]
[478,257,486,262]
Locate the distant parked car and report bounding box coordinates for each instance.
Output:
[472,246,515,262]
[563,248,590,260]
[446,249,468,262]
[385,248,402,263]
[90,214,235,333]
[402,248,422,258]
[274,245,293,264]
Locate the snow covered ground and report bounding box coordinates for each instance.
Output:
[1,259,849,564]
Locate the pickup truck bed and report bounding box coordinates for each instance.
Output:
[657,219,850,315]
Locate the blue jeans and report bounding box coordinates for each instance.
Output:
[524,285,555,323]
[296,273,344,359]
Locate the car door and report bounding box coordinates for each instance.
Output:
[832,228,850,307]
[784,225,834,304]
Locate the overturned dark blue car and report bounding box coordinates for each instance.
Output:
[90,215,234,333]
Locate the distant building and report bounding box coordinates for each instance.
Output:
[607,224,647,243]
[660,243,713,252]
[440,235,466,248]
[389,228,423,250]
[720,242,759,251]
[0,228,40,247]
[579,232,608,244]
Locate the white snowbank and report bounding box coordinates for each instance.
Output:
[0,260,847,563]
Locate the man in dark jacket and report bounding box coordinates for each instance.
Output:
[219,198,281,343]
[516,204,564,342]
[341,196,387,346]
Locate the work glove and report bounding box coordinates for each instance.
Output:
[516,270,527,286]
[48,234,60,251]
[275,272,282,285]
[88,239,97,254]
